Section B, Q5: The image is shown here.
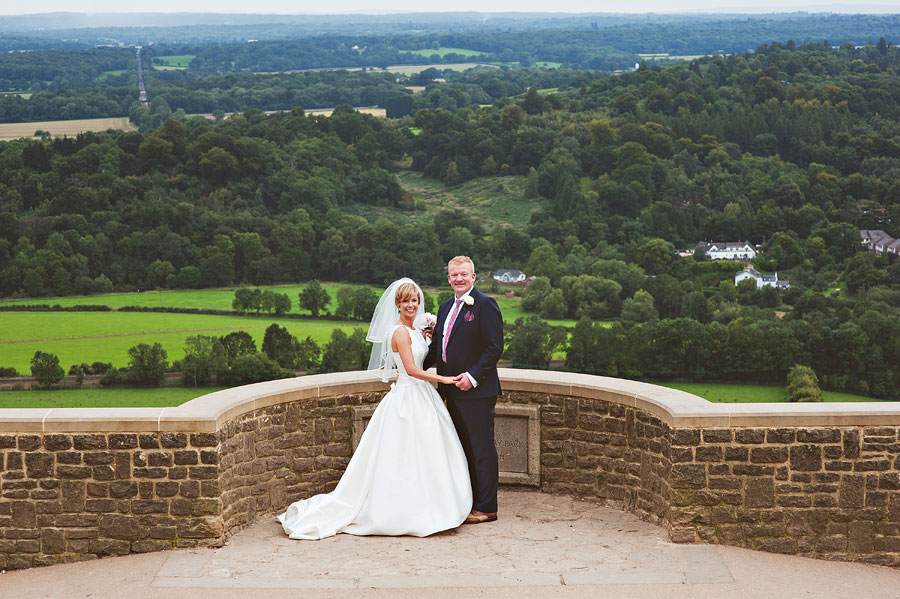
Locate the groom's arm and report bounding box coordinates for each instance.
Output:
[465,295,503,385]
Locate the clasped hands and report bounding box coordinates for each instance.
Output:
[423,329,472,390]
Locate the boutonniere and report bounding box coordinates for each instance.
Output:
[464,311,475,322]
[463,296,474,306]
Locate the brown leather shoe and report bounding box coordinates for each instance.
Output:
[463,510,497,524]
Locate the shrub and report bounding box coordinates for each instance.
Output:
[787,364,823,402]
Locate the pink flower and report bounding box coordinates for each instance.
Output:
[416,312,437,330]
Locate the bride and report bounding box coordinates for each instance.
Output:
[277,278,473,539]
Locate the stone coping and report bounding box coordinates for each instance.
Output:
[2,369,899,433]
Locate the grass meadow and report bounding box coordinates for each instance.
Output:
[658,382,876,403]
[0,311,364,373]
[389,171,545,229]
[0,386,224,409]
[153,55,194,68]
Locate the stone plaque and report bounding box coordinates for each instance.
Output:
[351,403,540,486]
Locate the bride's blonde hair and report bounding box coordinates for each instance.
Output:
[394,281,420,306]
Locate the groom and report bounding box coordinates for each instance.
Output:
[425,256,503,524]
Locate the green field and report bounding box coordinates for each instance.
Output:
[0,283,374,312]
[403,47,486,58]
[387,171,546,229]
[658,382,879,403]
[96,70,127,80]
[0,311,363,372]
[0,386,224,409]
[154,54,194,68]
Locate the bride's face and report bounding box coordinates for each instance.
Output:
[398,295,419,318]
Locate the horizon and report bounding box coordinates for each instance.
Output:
[2,3,899,17]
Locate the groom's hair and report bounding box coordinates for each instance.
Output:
[394,281,421,306]
[448,255,475,273]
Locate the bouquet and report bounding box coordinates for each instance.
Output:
[415,312,437,331]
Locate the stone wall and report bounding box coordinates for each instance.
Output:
[667,425,900,565]
[0,431,223,570]
[2,371,900,571]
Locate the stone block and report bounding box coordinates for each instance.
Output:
[57,465,91,479]
[790,445,822,471]
[25,453,54,478]
[695,446,722,462]
[745,478,775,508]
[109,481,138,498]
[840,474,866,508]
[83,452,114,466]
[108,434,138,450]
[190,433,217,447]
[735,429,766,444]
[174,450,198,465]
[85,499,117,512]
[18,436,41,451]
[148,452,173,467]
[160,433,187,448]
[73,435,106,450]
[702,429,732,443]
[750,447,788,464]
[132,500,168,514]
[670,464,706,489]
[670,429,700,446]
[11,501,36,527]
[43,434,72,452]
[41,528,66,554]
[139,434,160,449]
[56,451,82,464]
[89,538,130,556]
[797,429,840,443]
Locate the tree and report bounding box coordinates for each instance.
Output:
[787,364,823,402]
[218,352,289,386]
[30,351,64,387]
[220,331,257,366]
[350,287,379,320]
[299,280,330,317]
[233,287,262,312]
[505,316,561,369]
[620,289,658,324]
[125,343,168,386]
[319,328,370,373]
[181,334,227,387]
[635,238,676,275]
[262,324,298,368]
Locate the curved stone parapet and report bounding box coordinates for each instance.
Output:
[1,369,899,570]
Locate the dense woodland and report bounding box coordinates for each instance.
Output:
[1,22,900,396]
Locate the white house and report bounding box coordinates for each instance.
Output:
[735,267,790,289]
[492,269,527,283]
[695,241,757,261]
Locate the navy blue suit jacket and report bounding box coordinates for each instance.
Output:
[425,287,503,400]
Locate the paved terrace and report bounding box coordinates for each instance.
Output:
[4,487,900,598]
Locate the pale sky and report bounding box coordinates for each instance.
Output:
[1,2,897,16]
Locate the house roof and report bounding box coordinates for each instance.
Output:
[493,269,524,277]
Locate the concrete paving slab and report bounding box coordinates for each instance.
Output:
[3,488,900,599]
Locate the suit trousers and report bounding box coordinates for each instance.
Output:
[445,394,499,514]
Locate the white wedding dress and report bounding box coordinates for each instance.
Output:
[277,325,472,539]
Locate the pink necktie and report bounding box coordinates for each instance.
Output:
[442,298,463,362]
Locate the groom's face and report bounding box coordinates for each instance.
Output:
[447,262,476,298]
